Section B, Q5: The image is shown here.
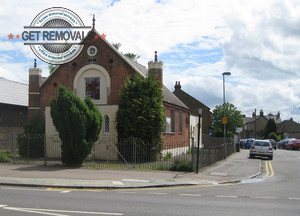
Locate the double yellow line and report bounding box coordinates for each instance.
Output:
[263,161,274,179]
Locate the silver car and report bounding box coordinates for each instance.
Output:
[249,140,273,160]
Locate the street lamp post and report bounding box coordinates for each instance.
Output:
[222,72,231,159]
[196,108,202,174]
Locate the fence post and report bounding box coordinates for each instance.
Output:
[44,134,47,166]
[12,133,16,164]
[191,138,195,172]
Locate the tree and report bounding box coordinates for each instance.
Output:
[212,102,243,137]
[112,43,140,62]
[116,73,165,161]
[264,118,277,139]
[50,85,103,165]
[18,115,45,158]
[48,64,57,74]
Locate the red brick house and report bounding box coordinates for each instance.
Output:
[28,28,190,160]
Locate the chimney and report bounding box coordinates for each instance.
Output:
[260,109,264,117]
[174,81,181,90]
[28,59,42,121]
[277,111,280,120]
[148,51,163,85]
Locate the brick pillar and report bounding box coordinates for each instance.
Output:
[28,60,42,121]
[148,51,163,86]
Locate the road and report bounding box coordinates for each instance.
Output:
[0,149,299,216]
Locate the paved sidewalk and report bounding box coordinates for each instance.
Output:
[0,149,261,189]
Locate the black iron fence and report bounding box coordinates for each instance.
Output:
[0,133,236,172]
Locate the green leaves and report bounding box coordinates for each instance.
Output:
[50,85,102,165]
[212,102,243,137]
[116,73,165,160]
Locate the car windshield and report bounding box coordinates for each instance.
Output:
[253,141,270,147]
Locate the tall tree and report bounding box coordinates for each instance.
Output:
[212,102,244,137]
[116,73,165,161]
[264,118,277,139]
[50,85,103,165]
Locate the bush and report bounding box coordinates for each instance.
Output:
[18,115,45,158]
[0,151,12,163]
[17,134,44,158]
[164,152,172,160]
[169,160,192,172]
[268,132,278,141]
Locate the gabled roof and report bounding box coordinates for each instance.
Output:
[0,77,28,106]
[40,29,147,89]
[127,58,189,110]
[173,83,209,116]
[39,29,188,111]
[277,119,300,133]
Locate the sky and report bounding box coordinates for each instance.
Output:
[1,0,300,122]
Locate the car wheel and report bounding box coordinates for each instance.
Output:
[269,156,273,160]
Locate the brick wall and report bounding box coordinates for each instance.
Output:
[163,102,190,150]
[39,30,136,110]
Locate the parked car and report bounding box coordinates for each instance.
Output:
[245,138,255,149]
[265,139,277,150]
[285,139,300,150]
[278,139,294,149]
[249,140,273,160]
[240,139,246,149]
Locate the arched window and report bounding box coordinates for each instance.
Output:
[104,115,109,134]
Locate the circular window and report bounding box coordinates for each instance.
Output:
[87,46,97,57]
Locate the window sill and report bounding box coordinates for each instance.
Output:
[164,132,175,135]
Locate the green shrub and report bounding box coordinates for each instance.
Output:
[268,132,278,141]
[18,115,45,158]
[169,160,192,172]
[0,151,12,163]
[18,134,44,158]
[164,152,172,160]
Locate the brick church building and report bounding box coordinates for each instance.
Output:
[28,25,190,160]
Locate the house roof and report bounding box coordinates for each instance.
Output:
[127,58,189,110]
[276,119,300,133]
[172,82,209,116]
[0,77,28,107]
[40,29,189,111]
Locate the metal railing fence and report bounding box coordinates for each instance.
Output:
[0,133,235,172]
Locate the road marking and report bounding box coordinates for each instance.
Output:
[216,195,238,198]
[252,196,275,199]
[288,198,300,200]
[3,205,124,215]
[179,194,203,197]
[263,161,274,179]
[147,192,167,195]
[0,205,8,208]
[59,191,71,193]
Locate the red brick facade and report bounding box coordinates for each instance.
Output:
[163,103,190,150]
[28,29,190,151]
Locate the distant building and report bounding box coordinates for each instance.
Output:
[173,81,212,147]
[0,77,28,134]
[276,118,300,139]
[243,110,281,138]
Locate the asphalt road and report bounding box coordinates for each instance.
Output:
[0,149,299,216]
